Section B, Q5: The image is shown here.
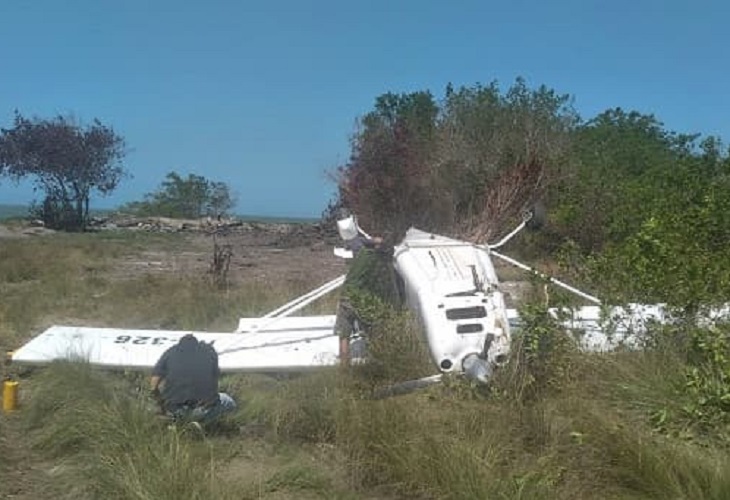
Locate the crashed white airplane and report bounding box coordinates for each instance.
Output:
[8,210,699,386]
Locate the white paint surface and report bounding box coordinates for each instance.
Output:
[12,315,339,372]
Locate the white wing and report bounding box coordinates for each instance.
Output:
[12,315,339,373]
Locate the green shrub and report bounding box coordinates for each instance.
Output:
[345,290,433,389]
[493,302,580,404]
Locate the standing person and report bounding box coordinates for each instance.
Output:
[150,334,236,425]
[335,231,402,365]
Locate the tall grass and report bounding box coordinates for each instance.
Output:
[330,352,730,499]
[0,231,183,348]
[318,303,730,499]
[4,230,730,499]
[20,361,363,499]
[22,362,232,499]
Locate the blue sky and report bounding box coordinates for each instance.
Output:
[0,0,727,218]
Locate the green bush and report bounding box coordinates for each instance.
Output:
[494,302,581,404]
[346,290,433,388]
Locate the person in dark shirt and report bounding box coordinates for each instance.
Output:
[150,334,236,424]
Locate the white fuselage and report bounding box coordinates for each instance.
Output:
[393,228,511,375]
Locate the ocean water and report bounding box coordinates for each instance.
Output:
[0,204,318,224]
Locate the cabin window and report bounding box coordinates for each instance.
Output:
[445,306,487,320]
[456,323,483,334]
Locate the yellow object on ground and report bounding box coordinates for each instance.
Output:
[3,380,19,412]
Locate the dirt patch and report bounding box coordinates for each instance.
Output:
[1,219,531,300]
[113,227,533,297]
[0,224,56,239]
[0,217,342,285]
[0,414,57,499]
[107,227,348,287]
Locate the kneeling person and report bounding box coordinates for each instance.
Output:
[150,334,236,424]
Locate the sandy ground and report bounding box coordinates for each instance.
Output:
[114,225,350,290]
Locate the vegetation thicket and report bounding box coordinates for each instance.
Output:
[2,77,730,499]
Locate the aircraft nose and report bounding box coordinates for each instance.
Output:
[462,354,493,384]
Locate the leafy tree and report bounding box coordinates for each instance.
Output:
[0,112,127,230]
[439,78,577,241]
[122,172,236,219]
[335,90,440,235]
[334,78,577,241]
[584,151,730,306]
[550,108,701,252]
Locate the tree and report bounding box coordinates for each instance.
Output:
[551,108,702,251]
[0,112,127,230]
[207,179,237,218]
[333,78,577,241]
[439,78,577,242]
[335,91,440,235]
[122,172,236,219]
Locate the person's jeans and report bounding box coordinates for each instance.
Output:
[168,392,237,425]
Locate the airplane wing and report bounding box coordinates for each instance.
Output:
[11,315,339,373]
[506,303,670,352]
[15,305,727,375]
